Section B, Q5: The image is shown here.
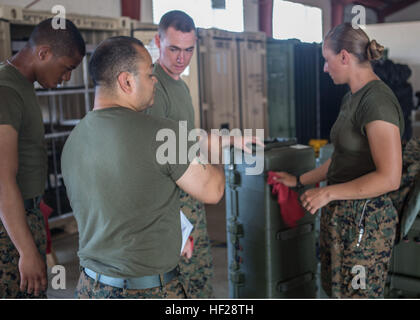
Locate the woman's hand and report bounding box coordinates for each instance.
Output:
[300,187,333,214]
[181,236,194,259]
[272,172,297,188]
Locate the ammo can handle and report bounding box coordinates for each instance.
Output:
[276,223,314,241]
[277,272,314,293]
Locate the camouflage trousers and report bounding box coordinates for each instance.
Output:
[320,195,397,298]
[75,269,186,299]
[0,208,47,299]
[179,190,214,298]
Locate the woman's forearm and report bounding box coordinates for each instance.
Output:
[301,159,331,186]
[326,169,400,202]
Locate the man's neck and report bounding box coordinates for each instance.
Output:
[158,60,181,81]
[92,89,137,112]
[7,49,36,83]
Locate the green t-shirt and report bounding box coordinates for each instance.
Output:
[327,80,404,184]
[61,107,192,278]
[0,63,47,200]
[145,63,195,131]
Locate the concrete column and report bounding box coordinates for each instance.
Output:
[258,0,273,37]
[243,0,259,32]
[140,0,154,23]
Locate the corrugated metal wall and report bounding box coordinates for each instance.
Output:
[266,39,297,139]
[318,45,349,140]
[294,42,320,145]
[267,41,348,144]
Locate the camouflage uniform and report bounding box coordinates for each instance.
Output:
[320,195,397,298]
[320,137,420,298]
[75,269,186,299]
[178,190,214,298]
[0,208,47,298]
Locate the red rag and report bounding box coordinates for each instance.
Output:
[267,171,305,228]
[39,200,53,254]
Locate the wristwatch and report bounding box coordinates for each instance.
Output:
[296,175,304,189]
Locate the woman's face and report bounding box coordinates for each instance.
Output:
[322,44,347,85]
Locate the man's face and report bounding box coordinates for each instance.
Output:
[156,26,196,79]
[36,49,83,89]
[133,47,157,110]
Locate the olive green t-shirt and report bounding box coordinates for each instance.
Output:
[0,63,47,200]
[145,63,195,131]
[61,107,192,278]
[327,80,404,184]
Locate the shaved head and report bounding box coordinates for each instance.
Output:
[28,18,85,58]
[89,36,146,90]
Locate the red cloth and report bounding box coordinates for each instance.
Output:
[267,171,305,228]
[39,200,53,254]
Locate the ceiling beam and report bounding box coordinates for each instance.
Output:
[334,0,386,9]
[331,0,345,27]
[378,0,420,19]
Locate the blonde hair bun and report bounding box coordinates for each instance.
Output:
[367,40,384,61]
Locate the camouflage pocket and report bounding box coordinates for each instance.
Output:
[0,208,47,298]
[25,209,47,257]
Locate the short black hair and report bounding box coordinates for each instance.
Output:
[158,10,196,38]
[28,18,86,58]
[89,36,145,89]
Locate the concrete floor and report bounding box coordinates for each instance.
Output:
[46,200,229,299]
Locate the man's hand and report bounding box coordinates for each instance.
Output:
[19,251,47,296]
[223,136,265,154]
[181,236,194,260]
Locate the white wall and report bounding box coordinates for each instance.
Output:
[0,0,121,18]
[365,22,420,94]
[344,3,378,25]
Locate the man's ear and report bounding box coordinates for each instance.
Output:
[37,45,53,62]
[155,33,161,50]
[117,71,134,94]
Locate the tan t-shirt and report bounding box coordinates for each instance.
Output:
[327,80,404,185]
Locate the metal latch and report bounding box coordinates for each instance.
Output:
[228,170,241,188]
[277,272,314,293]
[228,222,244,238]
[230,271,245,285]
[276,223,314,241]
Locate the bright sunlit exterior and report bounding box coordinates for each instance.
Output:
[273,0,323,43]
[153,0,244,32]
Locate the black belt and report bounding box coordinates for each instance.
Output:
[23,196,41,211]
